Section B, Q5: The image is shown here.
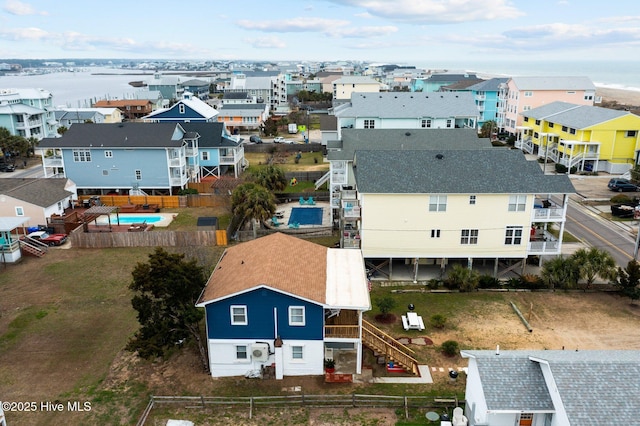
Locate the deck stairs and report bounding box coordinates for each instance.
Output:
[315,171,330,190]
[19,239,48,257]
[361,319,419,375]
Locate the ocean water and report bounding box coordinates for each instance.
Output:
[1,60,638,109]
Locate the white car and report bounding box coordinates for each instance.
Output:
[273,137,286,143]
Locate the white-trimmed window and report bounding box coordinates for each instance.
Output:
[135,170,142,180]
[236,345,248,360]
[364,119,375,129]
[230,305,247,325]
[508,195,526,212]
[461,229,479,245]
[289,306,305,326]
[431,229,440,238]
[104,150,113,158]
[429,195,447,212]
[469,195,476,205]
[626,130,637,138]
[201,151,209,161]
[179,104,185,114]
[73,149,91,162]
[291,345,304,360]
[15,206,24,216]
[446,119,452,128]
[421,119,432,128]
[524,91,533,97]
[505,226,523,245]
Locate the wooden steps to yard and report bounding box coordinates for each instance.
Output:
[19,240,47,257]
[361,319,419,375]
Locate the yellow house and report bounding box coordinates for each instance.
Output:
[517,101,640,174]
[350,149,574,281]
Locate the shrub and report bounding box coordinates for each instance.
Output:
[430,314,447,329]
[441,340,459,357]
[426,278,441,290]
[374,296,396,316]
[610,194,633,204]
[177,188,198,195]
[570,166,577,174]
[478,274,500,289]
[520,273,544,289]
[555,164,568,174]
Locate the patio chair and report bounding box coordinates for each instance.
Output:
[271,216,281,227]
[307,196,316,205]
[288,222,300,229]
[299,196,306,205]
[452,407,468,426]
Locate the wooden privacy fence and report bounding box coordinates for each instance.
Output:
[79,195,181,209]
[137,394,462,425]
[70,230,221,248]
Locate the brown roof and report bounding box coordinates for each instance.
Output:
[94,99,151,107]
[198,233,327,305]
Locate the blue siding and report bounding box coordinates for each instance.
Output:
[200,148,220,167]
[205,288,324,340]
[151,103,209,121]
[61,148,170,188]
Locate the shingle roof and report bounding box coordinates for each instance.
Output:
[198,233,327,305]
[463,350,640,426]
[327,128,491,161]
[427,73,478,82]
[179,122,240,148]
[510,76,596,91]
[354,149,575,194]
[38,122,184,148]
[334,92,479,119]
[333,76,380,85]
[466,77,509,92]
[144,96,218,120]
[522,101,633,129]
[0,178,72,207]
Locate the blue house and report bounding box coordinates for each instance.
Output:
[196,233,378,379]
[142,92,218,123]
[38,122,193,195]
[462,78,508,129]
[411,73,479,93]
[180,122,245,179]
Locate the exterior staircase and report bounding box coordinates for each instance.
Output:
[315,171,330,190]
[361,319,419,375]
[19,239,48,257]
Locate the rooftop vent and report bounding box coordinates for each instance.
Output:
[405,132,411,136]
[436,154,444,160]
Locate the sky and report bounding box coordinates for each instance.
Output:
[0,0,639,64]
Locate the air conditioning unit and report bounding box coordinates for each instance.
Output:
[251,343,269,362]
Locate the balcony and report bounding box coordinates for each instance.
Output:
[185,147,198,157]
[43,156,63,168]
[220,154,237,164]
[528,237,560,255]
[168,157,185,167]
[533,199,565,221]
[170,175,188,186]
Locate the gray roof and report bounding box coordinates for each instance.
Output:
[219,104,266,110]
[57,111,99,121]
[328,128,490,161]
[522,101,632,129]
[179,122,240,148]
[354,149,575,194]
[463,350,640,426]
[223,92,251,100]
[334,92,479,119]
[510,76,596,91]
[38,122,185,149]
[427,73,478,82]
[466,77,509,92]
[0,178,73,207]
[333,76,380,85]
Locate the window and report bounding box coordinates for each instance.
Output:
[562,125,568,132]
[421,119,432,128]
[508,195,526,212]
[102,170,109,176]
[524,91,532,97]
[523,117,529,122]
[291,345,304,360]
[179,104,185,114]
[201,151,209,161]
[135,170,142,180]
[469,195,476,205]
[505,226,523,245]
[364,119,375,129]
[461,229,479,244]
[569,128,576,135]
[584,94,593,101]
[429,195,447,212]
[230,305,247,325]
[73,149,91,162]
[289,306,305,326]
[549,122,554,128]
[431,229,441,238]
[236,345,248,360]
[16,206,24,216]
[446,119,452,128]
[626,130,637,138]
[535,119,540,125]
[104,150,113,158]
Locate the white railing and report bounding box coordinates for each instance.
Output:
[170,176,187,186]
[533,207,564,221]
[168,157,184,167]
[528,239,560,254]
[43,156,64,167]
[220,155,236,164]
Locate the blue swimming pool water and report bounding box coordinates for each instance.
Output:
[289,207,323,225]
[110,214,164,224]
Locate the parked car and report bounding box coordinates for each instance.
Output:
[249,135,263,144]
[608,178,639,192]
[273,137,286,143]
[24,231,68,246]
[0,163,15,172]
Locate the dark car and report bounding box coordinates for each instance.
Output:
[24,231,68,246]
[249,135,263,144]
[0,163,15,172]
[608,178,639,192]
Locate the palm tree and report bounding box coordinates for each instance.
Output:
[253,165,286,191]
[571,247,617,288]
[445,264,480,292]
[612,260,640,303]
[541,256,579,290]
[231,183,276,230]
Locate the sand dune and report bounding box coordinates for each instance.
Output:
[596,87,640,106]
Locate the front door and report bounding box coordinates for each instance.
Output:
[519,413,533,426]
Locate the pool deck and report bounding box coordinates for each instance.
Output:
[269,201,333,230]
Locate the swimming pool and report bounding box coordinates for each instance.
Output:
[289,207,324,226]
[95,213,175,227]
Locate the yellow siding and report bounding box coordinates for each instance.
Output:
[360,193,531,258]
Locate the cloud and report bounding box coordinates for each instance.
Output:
[333,26,398,38]
[501,22,640,49]
[0,26,50,40]
[324,0,524,23]
[243,36,287,49]
[3,0,47,16]
[237,17,350,32]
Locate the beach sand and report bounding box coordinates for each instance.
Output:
[596,87,640,106]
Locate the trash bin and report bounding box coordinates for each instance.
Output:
[449,370,459,382]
